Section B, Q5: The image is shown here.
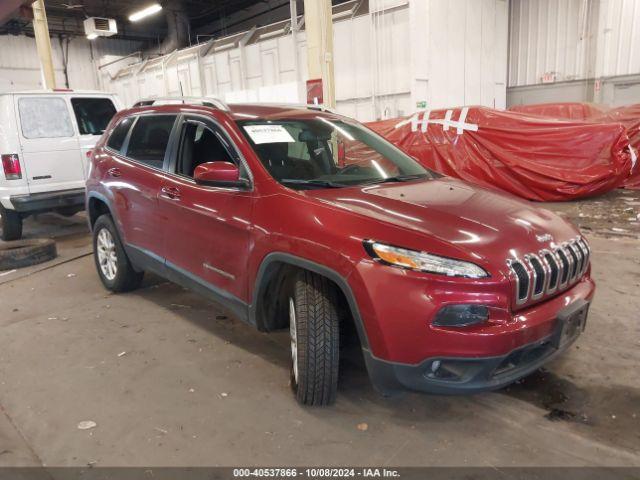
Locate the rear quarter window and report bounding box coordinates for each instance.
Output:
[106,117,134,152]
[18,97,74,139]
[125,115,177,169]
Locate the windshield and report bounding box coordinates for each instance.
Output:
[237,117,435,189]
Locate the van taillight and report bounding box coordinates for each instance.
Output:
[1,154,22,180]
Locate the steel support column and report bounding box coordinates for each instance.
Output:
[31,0,56,89]
[303,0,335,107]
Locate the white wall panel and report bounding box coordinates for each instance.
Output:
[597,0,640,77]
[92,0,507,120]
[509,0,590,85]
[2,0,510,120]
[509,0,640,87]
[0,34,140,92]
[410,0,508,110]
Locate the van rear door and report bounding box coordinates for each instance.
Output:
[70,96,119,177]
[14,95,85,194]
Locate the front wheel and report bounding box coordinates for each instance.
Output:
[93,214,143,292]
[289,270,340,406]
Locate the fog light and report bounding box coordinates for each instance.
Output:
[433,304,489,327]
[431,360,441,372]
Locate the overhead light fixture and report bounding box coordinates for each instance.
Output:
[86,33,98,40]
[129,3,163,22]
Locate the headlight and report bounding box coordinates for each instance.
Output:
[364,241,488,278]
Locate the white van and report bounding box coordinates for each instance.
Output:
[0,90,121,240]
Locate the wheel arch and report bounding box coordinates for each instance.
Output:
[250,252,370,350]
[86,192,115,231]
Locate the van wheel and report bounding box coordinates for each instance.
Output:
[0,207,23,241]
[93,214,143,292]
[289,270,339,406]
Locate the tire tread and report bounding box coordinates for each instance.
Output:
[293,270,339,406]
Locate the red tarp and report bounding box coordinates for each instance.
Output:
[366,106,633,201]
[508,102,640,189]
[509,102,608,121]
[593,105,640,188]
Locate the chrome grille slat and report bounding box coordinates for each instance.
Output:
[573,242,585,274]
[542,251,559,293]
[508,237,590,307]
[527,255,546,299]
[508,259,530,304]
[555,248,570,286]
[576,239,589,275]
[565,244,579,281]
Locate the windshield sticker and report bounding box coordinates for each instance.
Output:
[243,125,295,144]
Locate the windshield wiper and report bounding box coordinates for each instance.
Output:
[364,174,429,185]
[281,179,346,189]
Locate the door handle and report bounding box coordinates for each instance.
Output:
[160,186,181,200]
[107,167,122,178]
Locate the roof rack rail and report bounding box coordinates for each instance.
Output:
[228,101,339,115]
[133,96,229,111]
[302,103,339,114]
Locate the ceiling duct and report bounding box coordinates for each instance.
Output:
[156,0,189,55]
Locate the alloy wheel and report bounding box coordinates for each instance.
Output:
[96,228,118,281]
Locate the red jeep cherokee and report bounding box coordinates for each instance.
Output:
[86,99,595,406]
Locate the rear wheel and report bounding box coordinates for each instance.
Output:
[289,270,340,406]
[93,214,143,292]
[0,207,23,241]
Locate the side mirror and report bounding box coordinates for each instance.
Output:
[193,161,249,188]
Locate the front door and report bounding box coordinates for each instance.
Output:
[107,114,177,257]
[159,116,254,303]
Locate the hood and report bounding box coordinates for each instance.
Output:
[305,177,579,267]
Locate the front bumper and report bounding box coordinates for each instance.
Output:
[363,299,590,395]
[10,188,85,214]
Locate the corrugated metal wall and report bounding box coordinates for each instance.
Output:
[509,0,640,86]
[1,0,508,121]
[102,0,508,121]
[0,34,141,91]
[597,0,640,77]
[509,0,590,86]
[102,6,416,122]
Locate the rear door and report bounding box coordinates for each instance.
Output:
[70,96,119,177]
[108,113,177,257]
[14,95,84,194]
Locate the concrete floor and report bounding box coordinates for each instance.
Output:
[0,191,639,467]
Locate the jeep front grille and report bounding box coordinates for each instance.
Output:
[507,237,590,306]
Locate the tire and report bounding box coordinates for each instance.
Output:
[0,238,56,270]
[289,270,340,406]
[93,214,143,292]
[0,206,23,241]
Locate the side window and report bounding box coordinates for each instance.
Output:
[71,98,117,135]
[125,115,176,169]
[106,117,134,152]
[18,97,74,139]
[177,122,234,178]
